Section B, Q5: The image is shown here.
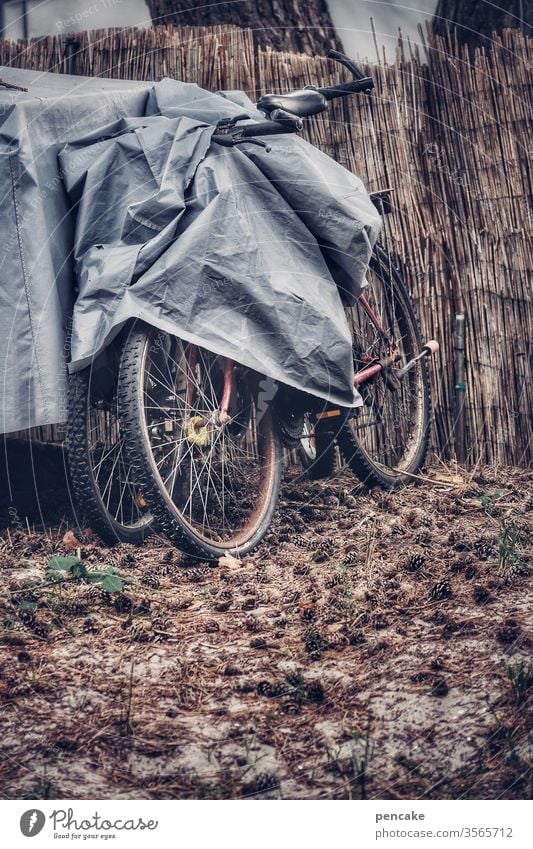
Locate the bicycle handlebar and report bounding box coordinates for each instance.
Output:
[212,49,373,146]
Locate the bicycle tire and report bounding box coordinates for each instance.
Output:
[337,246,431,488]
[118,323,282,561]
[67,364,154,545]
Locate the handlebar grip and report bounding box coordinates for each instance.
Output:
[327,49,367,81]
[211,134,235,146]
[317,77,374,101]
[238,118,301,137]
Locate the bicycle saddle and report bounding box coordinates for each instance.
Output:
[257,88,327,118]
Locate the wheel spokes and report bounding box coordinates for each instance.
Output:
[142,339,269,544]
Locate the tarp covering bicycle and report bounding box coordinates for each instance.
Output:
[0,67,381,435]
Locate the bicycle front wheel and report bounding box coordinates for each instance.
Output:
[118,324,282,560]
[337,246,431,488]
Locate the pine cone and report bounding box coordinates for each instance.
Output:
[242,771,279,796]
[430,580,452,600]
[343,550,358,567]
[324,572,343,589]
[187,568,207,583]
[17,609,36,628]
[430,678,449,697]
[447,530,461,545]
[83,616,99,633]
[326,631,349,649]
[286,671,305,688]
[281,697,301,714]
[245,615,259,632]
[406,510,422,529]
[306,680,325,702]
[415,530,431,545]
[31,622,49,640]
[473,585,493,605]
[495,618,520,644]
[141,572,161,589]
[257,680,285,698]
[406,552,425,571]
[293,534,307,547]
[300,603,316,622]
[70,600,88,616]
[323,538,336,553]
[113,594,133,613]
[370,613,389,629]
[118,551,136,566]
[474,540,495,559]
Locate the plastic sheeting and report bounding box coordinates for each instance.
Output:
[0,68,381,435]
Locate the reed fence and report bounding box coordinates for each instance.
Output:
[1,25,531,467]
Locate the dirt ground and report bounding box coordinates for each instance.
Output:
[0,462,531,800]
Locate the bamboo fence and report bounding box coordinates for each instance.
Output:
[1,26,531,467]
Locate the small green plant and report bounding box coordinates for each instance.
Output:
[286,668,306,705]
[304,625,324,657]
[47,555,130,593]
[18,600,37,613]
[324,719,374,799]
[349,720,374,800]
[496,521,522,577]
[507,657,533,704]
[480,488,505,510]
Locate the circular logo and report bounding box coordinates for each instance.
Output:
[20,810,46,837]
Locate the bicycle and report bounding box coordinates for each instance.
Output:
[69,49,437,556]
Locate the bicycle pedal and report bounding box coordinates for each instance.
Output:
[397,340,439,377]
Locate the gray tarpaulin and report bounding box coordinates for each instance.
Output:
[0,68,381,435]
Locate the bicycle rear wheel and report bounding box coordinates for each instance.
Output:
[337,246,431,488]
[67,352,153,544]
[118,324,282,560]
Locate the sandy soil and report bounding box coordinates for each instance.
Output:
[0,463,531,800]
